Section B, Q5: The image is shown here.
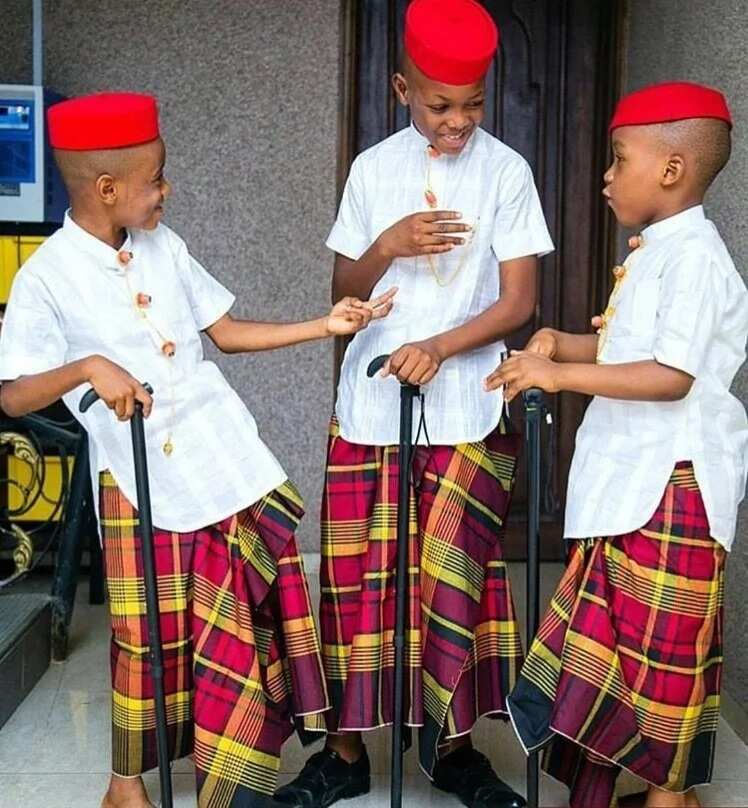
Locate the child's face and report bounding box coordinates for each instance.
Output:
[115,138,171,230]
[393,65,485,156]
[603,126,667,229]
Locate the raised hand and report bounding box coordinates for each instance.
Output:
[377,210,471,259]
[325,287,398,336]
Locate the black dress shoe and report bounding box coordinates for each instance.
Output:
[432,745,526,808]
[273,747,370,807]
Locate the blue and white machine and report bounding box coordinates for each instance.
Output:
[0,84,67,224]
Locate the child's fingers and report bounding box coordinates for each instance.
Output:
[114,396,128,421]
[371,301,394,320]
[134,382,153,417]
[421,243,456,255]
[425,221,472,234]
[371,286,398,305]
[423,210,462,222]
[395,353,421,382]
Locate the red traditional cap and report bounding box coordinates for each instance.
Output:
[47,92,160,150]
[404,0,499,85]
[609,81,732,133]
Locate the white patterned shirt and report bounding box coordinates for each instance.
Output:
[328,123,554,446]
[0,213,287,532]
[565,205,748,550]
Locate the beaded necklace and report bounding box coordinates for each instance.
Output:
[421,144,479,286]
[117,248,176,455]
[595,234,644,362]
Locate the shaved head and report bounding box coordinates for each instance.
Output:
[652,118,731,192]
[53,144,146,196]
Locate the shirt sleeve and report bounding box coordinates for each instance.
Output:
[326,155,370,260]
[0,269,67,381]
[491,158,554,263]
[167,230,236,330]
[653,249,721,378]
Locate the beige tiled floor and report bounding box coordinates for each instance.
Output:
[1,564,747,807]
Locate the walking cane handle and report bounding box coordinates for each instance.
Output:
[367,354,388,378]
[79,382,154,413]
[523,387,544,408]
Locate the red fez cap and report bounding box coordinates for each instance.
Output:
[47,92,160,150]
[610,81,732,133]
[404,0,499,85]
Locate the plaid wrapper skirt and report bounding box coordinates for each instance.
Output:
[100,471,329,807]
[508,463,725,808]
[317,416,523,776]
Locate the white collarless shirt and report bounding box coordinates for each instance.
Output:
[565,205,748,550]
[328,123,554,446]
[0,213,287,532]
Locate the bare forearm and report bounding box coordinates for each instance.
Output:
[555,360,693,401]
[433,297,534,360]
[0,358,90,417]
[549,329,599,363]
[331,242,392,303]
[208,317,328,354]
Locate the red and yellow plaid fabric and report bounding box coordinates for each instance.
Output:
[508,463,725,807]
[100,471,328,807]
[319,417,523,775]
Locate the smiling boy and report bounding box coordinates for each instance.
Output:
[0,92,396,808]
[274,2,553,807]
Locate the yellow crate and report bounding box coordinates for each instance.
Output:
[8,454,73,522]
[0,235,19,305]
[18,235,45,266]
[0,235,46,305]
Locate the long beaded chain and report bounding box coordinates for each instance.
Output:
[595,234,644,362]
[421,144,479,287]
[117,249,177,455]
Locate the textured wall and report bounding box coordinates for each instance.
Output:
[625,0,748,727]
[2,0,342,551]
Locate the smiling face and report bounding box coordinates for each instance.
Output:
[115,138,171,230]
[392,54,486,155]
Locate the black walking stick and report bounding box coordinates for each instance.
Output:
[523,388,544,808]
[367,354,419,808]
[80,385,173,808]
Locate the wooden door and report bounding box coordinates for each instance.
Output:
[336,0,625,559]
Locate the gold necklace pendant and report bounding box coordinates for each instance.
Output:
[162,439,174,456]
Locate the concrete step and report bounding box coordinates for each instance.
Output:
[0,593,52,729]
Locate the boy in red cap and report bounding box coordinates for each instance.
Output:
[276,2,553,807]
[487,82,747,808]
[0,91,396,808]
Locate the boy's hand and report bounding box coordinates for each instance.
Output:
[325,287,397,336]
[525,327,558,359]
[84,355,153,421]
[483,350,560,402]
[377,211,471,260]
[382,338,443,386]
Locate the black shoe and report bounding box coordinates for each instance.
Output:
[273,747,371,807]
[432,745,526,808]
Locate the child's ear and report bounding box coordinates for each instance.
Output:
[391,72,409,106]
[95,173,117,206]
[661,154,686,188]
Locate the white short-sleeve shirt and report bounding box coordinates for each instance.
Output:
[565,205,748,550]
[0,213,287,532]
[328,123,554,446]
